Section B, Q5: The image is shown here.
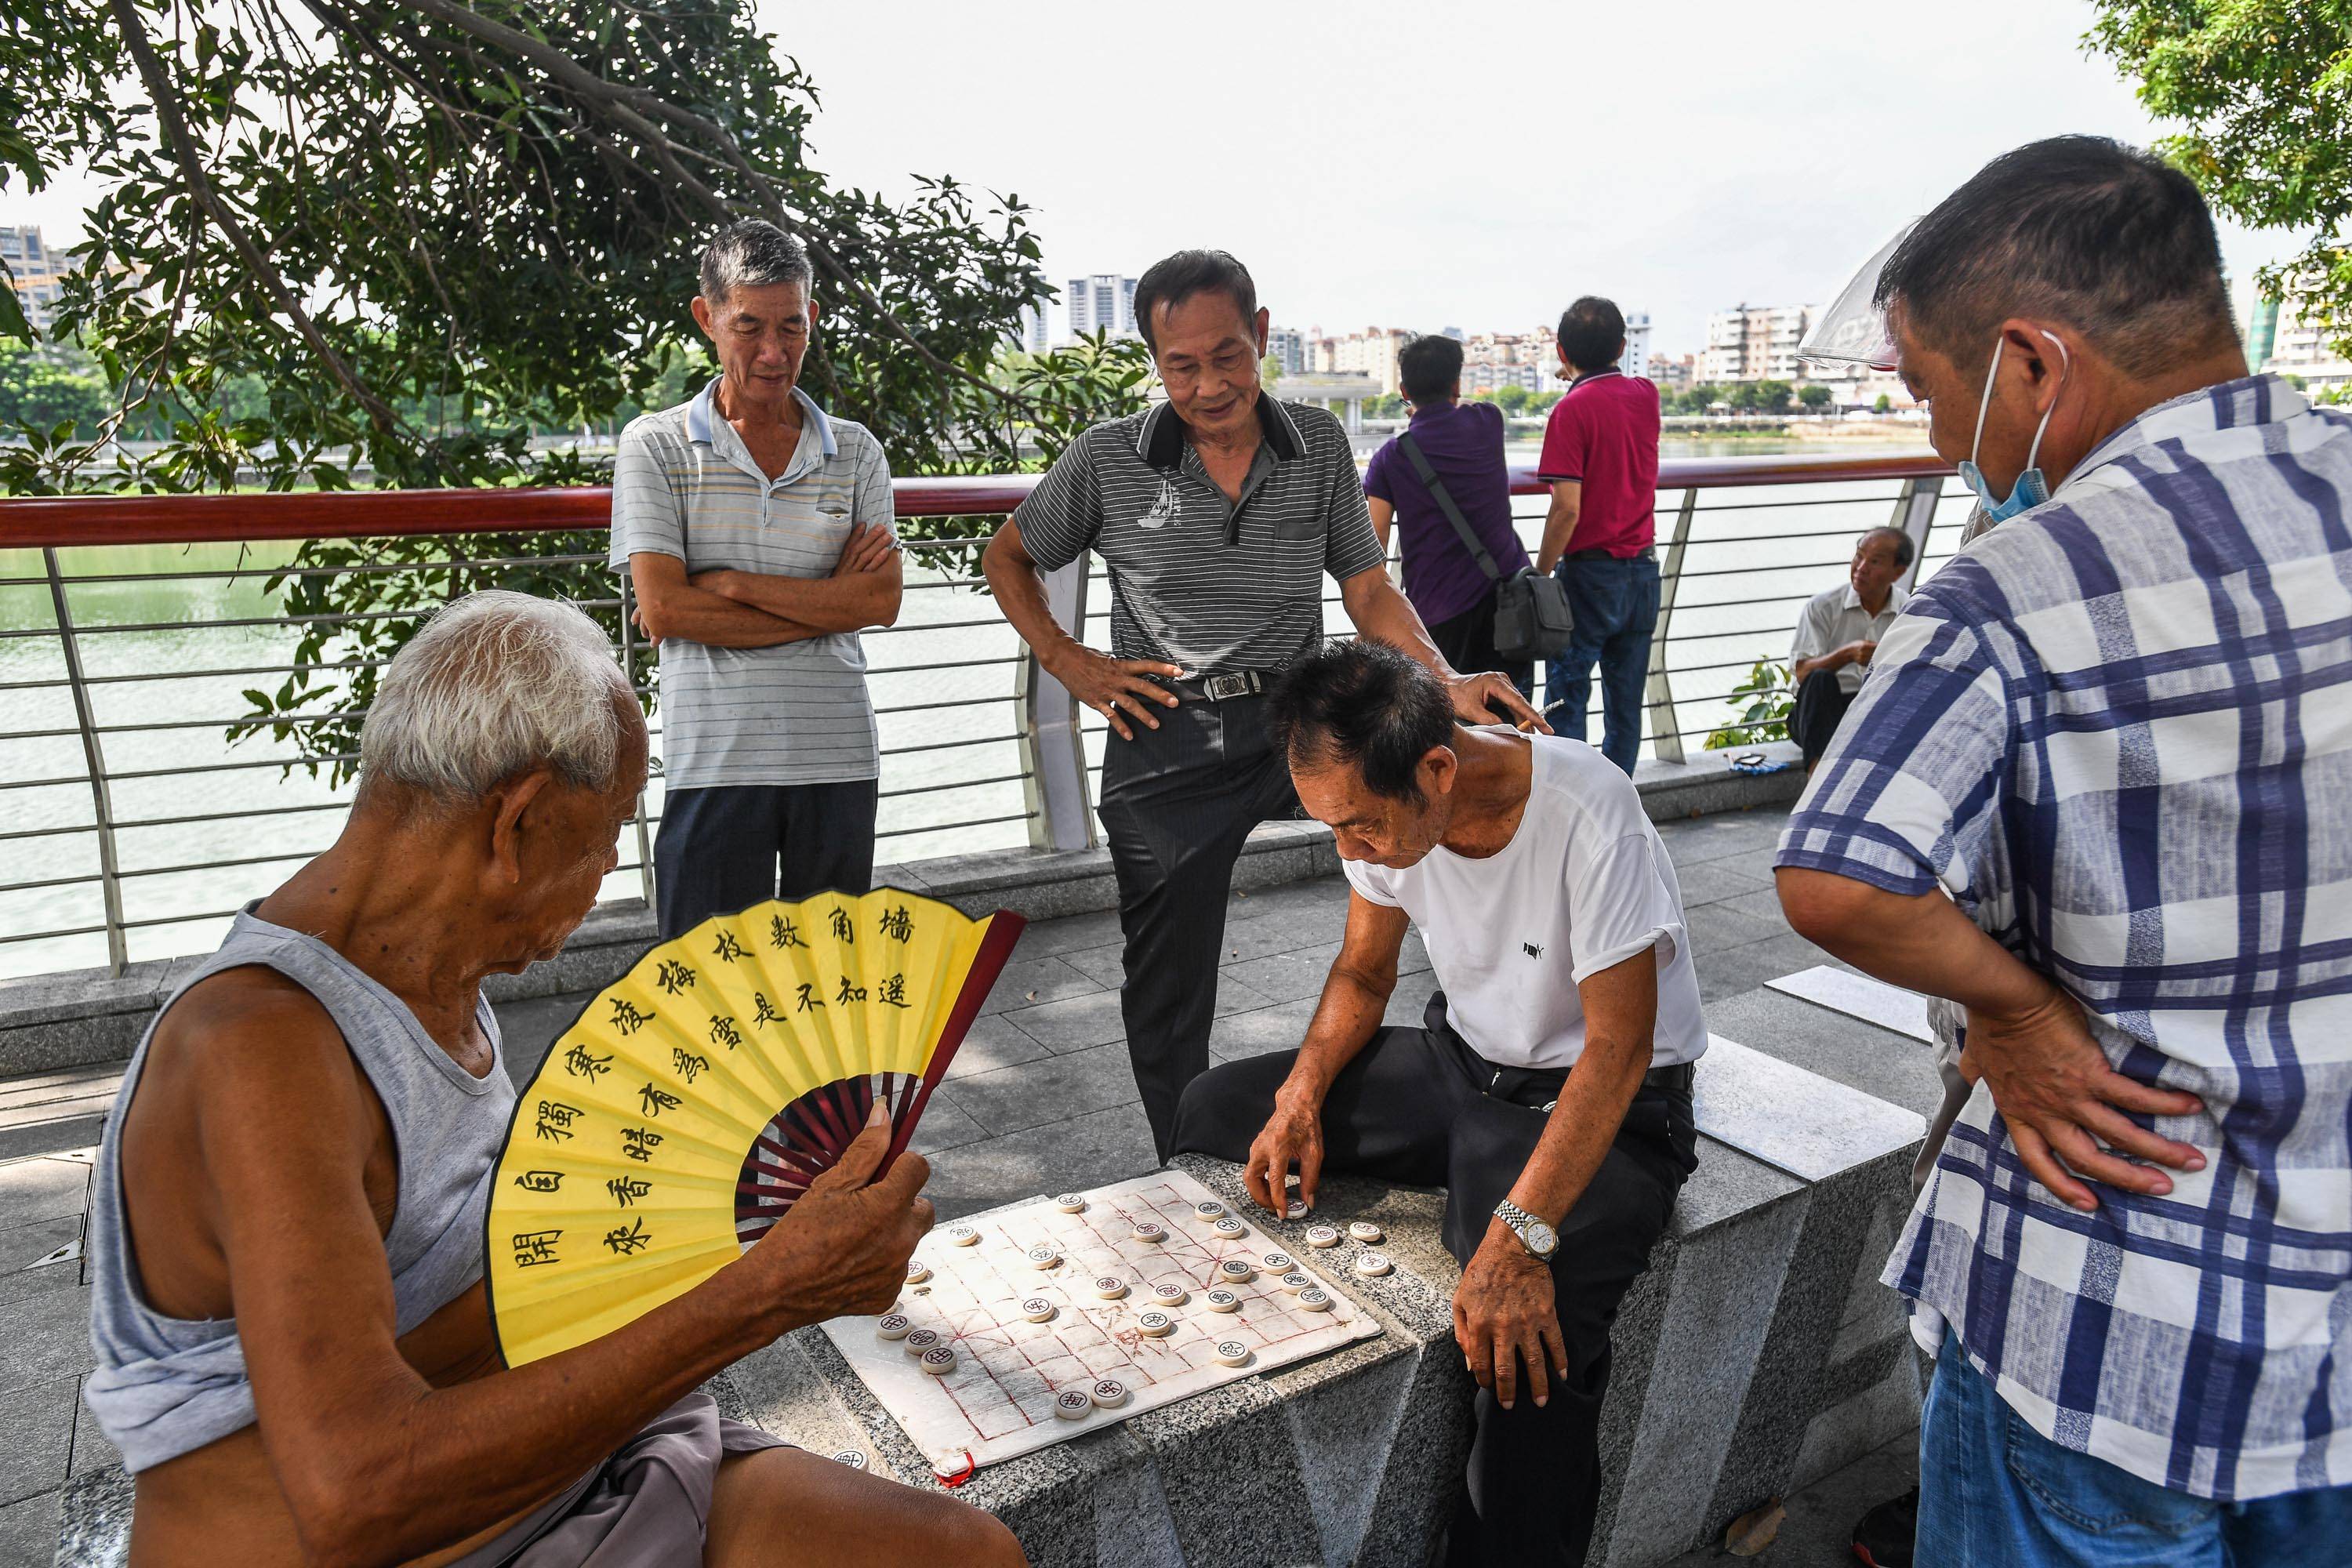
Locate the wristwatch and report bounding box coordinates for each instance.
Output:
[1493,1199,1559,1261]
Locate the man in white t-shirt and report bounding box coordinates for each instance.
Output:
[1171,638,1704,1568]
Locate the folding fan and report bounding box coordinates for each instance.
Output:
[485,887,1025,1367]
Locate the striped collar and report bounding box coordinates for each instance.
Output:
[1565,366,1623,392]
[685,377,837,458]
[1134,394,1306,470]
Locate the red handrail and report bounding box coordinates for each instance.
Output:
[0,450,1949,550]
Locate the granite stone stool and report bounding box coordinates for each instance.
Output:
[55,1037,1925,1568]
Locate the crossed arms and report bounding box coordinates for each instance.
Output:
[627,520,901,648]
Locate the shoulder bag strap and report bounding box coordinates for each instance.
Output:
[1396,431,1505,584]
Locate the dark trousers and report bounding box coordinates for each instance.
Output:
[1544,554,1661,775]
[1096,692,1298,1160]
[1791,667,1857,768]
[1426,584,1535,698]
[1172,995,1696,1567]
[653,780,879,938]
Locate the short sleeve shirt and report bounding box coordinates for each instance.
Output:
[1789,582,1910,695]
[1535,371,1661,557]
[1363,400,1530,628]
[1344,734,1707,1071]
[1774,376,2352,1503]
[609,380,896,789]
[1012,396,1386,673]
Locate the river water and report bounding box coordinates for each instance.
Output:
[0,438,1956,981]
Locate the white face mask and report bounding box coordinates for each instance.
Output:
[1958,330,2069,524]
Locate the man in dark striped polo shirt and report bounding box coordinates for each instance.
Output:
[984,249,1546,1159]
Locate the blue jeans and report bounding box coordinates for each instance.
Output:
[1543,554,1658,775]
[1919,1332,2352,1567]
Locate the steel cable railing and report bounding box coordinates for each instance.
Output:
[0,451,1954,980]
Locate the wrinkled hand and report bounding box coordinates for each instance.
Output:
[1048,644,1183,740]
[1454,1224,1564,1410]
[1849,639,1878,668]
[748,1106,934,1323]
[1443,670,1552,734]
[1242,1089,1325,1215]
[831,521,895,578]
[1961,981,2205,1212]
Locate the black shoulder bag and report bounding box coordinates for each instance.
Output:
[1395,432,1573,662]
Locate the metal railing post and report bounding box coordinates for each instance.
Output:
[1890,477,1941,592]
[1017,557,1094,852]
[1643,488,1700,765]
[615,572,656,906]
[44,547,129,974]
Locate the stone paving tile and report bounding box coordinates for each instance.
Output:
[936,1042,1142,1137]
[0,1286,95,1391]
[906,1095,989,1156]
[1694,930,1841,1007]
[1207,998,1320,1063]
[920,1102,1159,1222]
[1668,855,1774,909]
[0,1487,61,1566]
[996,906,1124,959]
[0,1157,90,1231]
[1221,942,1345,1006]
[940,1013,1054,1082]
[68,1381,116,1479]
[1684,902,1792,958]
[1712,886,1796,927]
[1651,811,1788,864]
[0,1374,74,1507]
[975,954,1104,1015]
[997,973,1273,1055]
[0,1216,85,1308]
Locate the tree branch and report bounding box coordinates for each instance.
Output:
[106,0,405,438]
[388,0,1038,416]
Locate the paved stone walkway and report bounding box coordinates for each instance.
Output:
[0,804,1933,1564]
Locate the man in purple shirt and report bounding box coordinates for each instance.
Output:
[1366,334,1536,693]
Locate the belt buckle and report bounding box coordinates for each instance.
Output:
[1204,672,1250,701]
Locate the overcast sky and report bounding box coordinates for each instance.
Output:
[13,0,2300,358]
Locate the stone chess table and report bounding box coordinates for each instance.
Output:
[54,1011,1927,1568]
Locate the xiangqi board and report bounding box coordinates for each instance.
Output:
[485,887,1024,1367]
[819,1170,1384,1476]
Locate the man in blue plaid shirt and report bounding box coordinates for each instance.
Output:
[1777,137,2352,1567]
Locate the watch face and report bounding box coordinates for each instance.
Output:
[1526,1221,1559,1255]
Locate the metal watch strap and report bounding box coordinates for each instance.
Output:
[1494,1199,1555,1259]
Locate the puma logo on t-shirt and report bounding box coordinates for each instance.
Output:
[1523,942,1544,959]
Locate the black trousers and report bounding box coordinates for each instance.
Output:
[653,780,879,939]
[1791,667,1857,767]
[1172,993,1696,1568]
[1426,584,1535,698]
[1096,691,1298,1160]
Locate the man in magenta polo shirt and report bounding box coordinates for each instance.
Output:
[1534,296,1661,774]
[1364,333,1536,693]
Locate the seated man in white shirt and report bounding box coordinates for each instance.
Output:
[1171,638,1705,1568]
[1788,525,1912,768]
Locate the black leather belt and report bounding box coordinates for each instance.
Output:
[1532,1061,1693,1112]
[1563,546,1656,562]
[1163,670,1271,702]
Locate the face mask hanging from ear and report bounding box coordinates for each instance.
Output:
[1958,330,2069,523]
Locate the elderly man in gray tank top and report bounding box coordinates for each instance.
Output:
[82,592,1022,1567]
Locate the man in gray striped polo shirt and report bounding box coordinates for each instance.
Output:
[612,221,902,938]
[985,249,1546,1158]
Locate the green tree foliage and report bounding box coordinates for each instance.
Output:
[1797,383,1834,412]
[0,344,108,430]
[2089,3,2352,352]
[1494,382,1533,415]
[1874,392,1893,413]
[0,0,1149,781]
